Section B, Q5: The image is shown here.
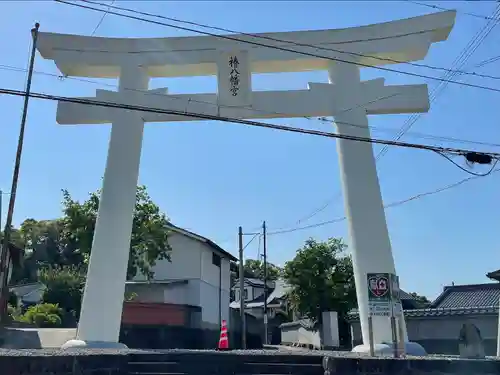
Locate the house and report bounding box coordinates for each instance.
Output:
[9,282,45,307]
[128,223,238,333]
[348,278,500,355]
[230,278,290,319]
[486,269,500,281]
[7,225,238,348]
[230,277,291,344]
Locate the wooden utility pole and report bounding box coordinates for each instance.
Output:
[0,23,40,326]
[238,226,246,349]
[262,220,268,345]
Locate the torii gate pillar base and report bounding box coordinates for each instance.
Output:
[352,342,427,357]
[61,339,128,350]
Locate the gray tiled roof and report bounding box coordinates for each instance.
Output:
[347,306,499,321]
[487,269,500,281]
[431,283,500,309]
[280,318,315,330]
[348,283,500,321]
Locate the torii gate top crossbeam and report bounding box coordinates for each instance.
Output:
[36,11,455,78]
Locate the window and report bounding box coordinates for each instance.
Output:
[243,288,248,300]
[212,252,221,267]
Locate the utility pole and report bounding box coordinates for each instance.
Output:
[0,23,40,325]
[0,190,3,238]
[238,226,246,349]
[262,220,268,345]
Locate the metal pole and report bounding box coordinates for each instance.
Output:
[238,226,246,349]
[0,23,40,324]
[263,220,268,345]
[497,310,500,356]
[0,190,3,240]
[368,316,375,357]
[397,315,405,357]
[390,313,398,358]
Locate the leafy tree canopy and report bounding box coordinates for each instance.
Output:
[11,185,172,283]
[408,292,431,307]
[244,259,282,281]
[284,238,356,326]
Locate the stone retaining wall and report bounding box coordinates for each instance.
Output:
[0,349,128,375]
[1,349,499,375]
[323,355,500,375]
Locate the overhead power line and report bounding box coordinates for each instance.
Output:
[53,0,500,93]
[1,86,498,166]
[214,165,500,244]
[288,4,500,226]
[403,0,500,22]
[267,168,500,236]
[1,63,498,149]
[77,0,500,82]
[90,0,115,35]
[475,54,500,68]
[243,233,259,251]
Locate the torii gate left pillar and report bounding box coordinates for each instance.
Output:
[63,64,149,348]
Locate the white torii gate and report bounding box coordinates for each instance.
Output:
[36,10,456,350]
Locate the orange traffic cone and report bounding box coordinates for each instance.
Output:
[218,319,229,350]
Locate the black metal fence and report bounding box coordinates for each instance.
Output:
[128,351,324,375]
[120,325,263,350]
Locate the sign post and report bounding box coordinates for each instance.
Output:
[367,273,403,357]
[367,273,392,317]
[390,274,405,357]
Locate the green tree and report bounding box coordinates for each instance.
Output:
[409,292,431,307]
[60,185,172,280]
[1,226,25,249]
[39,266,85,323]
[244,259,282,281]
[284,238,356,326]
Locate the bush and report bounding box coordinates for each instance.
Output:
[39,266,85,321]
[15,303,64,327]
[7,304,21,320]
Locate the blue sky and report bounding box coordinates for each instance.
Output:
[1,1,499,299]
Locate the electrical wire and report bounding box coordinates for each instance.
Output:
[434,151,499,176]
[78,0,500,82]
[243,233,259,251]
[475,54,500,68]
[214,165,500,243]
[403,0,500,22]
[378,4,500,160]
[36,1,500,235]
[52,0,500,228]
[288,4,500,226]
[1,63,498,148]
[1,86,498,163]
[52,0,500,93]
[47,0,500,227]
[266,167,500,236]
[90,0,115,36]
[60,0,116,82]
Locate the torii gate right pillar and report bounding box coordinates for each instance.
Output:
[329,62,413,351]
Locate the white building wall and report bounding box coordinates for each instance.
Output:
[135,232,203,282]
[200,250,231,328]
[172,280,201,306]
[131,230,232,328]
